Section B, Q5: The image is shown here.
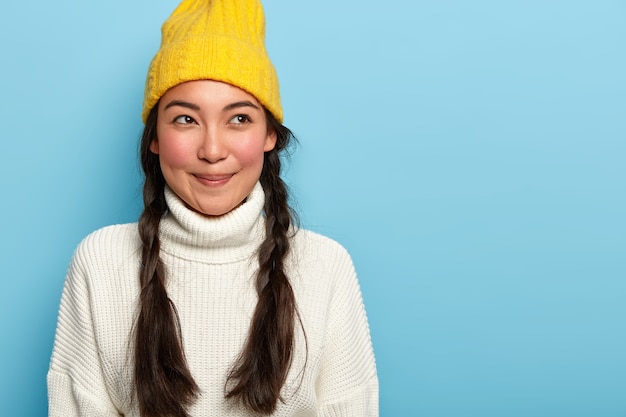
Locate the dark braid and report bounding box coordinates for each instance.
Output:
[225,110,300,413]
[134,105,199,417]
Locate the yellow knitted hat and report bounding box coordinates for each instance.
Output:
[142,0,282,123]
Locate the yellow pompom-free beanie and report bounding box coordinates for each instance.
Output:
[142,0,282,123]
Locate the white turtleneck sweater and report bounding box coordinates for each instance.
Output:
[48,183,378,416]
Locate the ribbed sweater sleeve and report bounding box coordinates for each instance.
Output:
[315,244,378,416]
[48,236,121,417]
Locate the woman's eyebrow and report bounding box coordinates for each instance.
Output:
[164,100,200,111]
[223,101,260,112]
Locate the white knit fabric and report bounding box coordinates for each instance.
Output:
[48,182,378,416]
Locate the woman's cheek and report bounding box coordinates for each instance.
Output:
[235,136,268,167]
[159,138,196,168]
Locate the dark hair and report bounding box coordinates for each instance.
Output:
[134,103,300,416]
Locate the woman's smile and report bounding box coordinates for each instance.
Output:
[193,173,234,186]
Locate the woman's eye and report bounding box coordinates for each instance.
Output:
[174,115,196,125]
[230,114,250,125]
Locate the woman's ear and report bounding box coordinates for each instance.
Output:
[149,139,160,154]
[264,129,277,152]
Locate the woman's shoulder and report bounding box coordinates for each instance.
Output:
[290,228,355,270]
[71,223,140,269]
[78,223,139,247]
[292,228,349,253]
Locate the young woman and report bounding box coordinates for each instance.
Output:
[47,0,378,416]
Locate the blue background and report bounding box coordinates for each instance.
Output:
[1,1,624,415]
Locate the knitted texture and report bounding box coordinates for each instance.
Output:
[142,0,282,123]
[48,183,378,416]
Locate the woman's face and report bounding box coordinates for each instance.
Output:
[151,80,276,216]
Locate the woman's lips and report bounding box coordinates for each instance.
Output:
[193,173,233,186]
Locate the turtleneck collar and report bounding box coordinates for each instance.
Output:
[159,182,266,264]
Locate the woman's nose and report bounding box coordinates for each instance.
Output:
[198,128,227,163]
